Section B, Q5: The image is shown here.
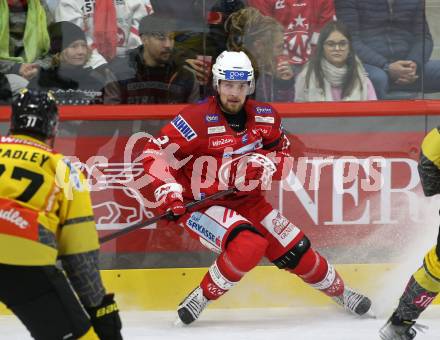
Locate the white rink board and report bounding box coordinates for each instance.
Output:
[1,306,440,340]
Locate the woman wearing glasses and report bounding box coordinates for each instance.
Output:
[295,21,377,102]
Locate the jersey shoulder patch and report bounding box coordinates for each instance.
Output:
[171,114,198,141]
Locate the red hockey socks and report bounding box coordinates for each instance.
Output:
[201,230,268,300]
[287,247,344,297]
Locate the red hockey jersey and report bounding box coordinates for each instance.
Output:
[248,0,335,65]
[142,96,290,207]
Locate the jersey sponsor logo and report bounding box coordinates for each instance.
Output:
[254,125,272,136]
[261,210,300,247]
[255,106,273,115]
[187,217,221,246]
[171,115,197,141]
[209,135,236,149]
[205,114,220,123]
[0,207,30,229]
[0,198,38,241]
[208,126,226,134]
[0,136,52,152]
[241,134,248,144]
[225,70,250,81]
[255,116,275,124]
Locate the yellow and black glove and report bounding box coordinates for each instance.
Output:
[86,294,122,340]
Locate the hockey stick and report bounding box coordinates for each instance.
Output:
[99,187,236,244]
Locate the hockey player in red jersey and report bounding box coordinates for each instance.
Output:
[248,0,335,66]
[142,50,372,325]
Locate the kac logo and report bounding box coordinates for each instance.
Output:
[205,114,219,123]
[255,106,273,115]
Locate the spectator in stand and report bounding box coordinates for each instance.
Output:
[225,7,294,102]
[0,0,53,95]
[248,0,335,71]
[109,13,200,104]
[184,0,248,87]
[150,0,247,88]
[335,0,440,100]
[295,21,376,102]
[55,0,153,69]
[28,21,120,104]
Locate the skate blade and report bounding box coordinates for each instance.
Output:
[174,317,186,327]
[362,307,376,319]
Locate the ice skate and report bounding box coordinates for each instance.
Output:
[331,286,372,316]
[379,312,428,340]
[177,286,210,325]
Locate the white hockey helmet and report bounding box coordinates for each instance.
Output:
[212,51,255,94]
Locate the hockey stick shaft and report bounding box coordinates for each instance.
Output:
[99,187,236,244]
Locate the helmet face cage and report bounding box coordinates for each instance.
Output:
[212,51,255,95]
[10,89,59,139]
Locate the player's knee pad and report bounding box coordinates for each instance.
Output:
[272,235,311,270]
[223,225,268,273]
[224,223,263,248]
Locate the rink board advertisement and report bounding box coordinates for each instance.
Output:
[42,115,437,266]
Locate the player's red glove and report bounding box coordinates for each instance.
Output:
[154,183,186,218]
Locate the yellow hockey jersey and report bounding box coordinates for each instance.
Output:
[418,127,440,197]
[0,134,99,265]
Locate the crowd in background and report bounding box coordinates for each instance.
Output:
[0,0,439,105]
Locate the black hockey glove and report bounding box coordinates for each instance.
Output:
[86,293,123,340]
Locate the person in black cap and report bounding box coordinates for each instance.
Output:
[27,21,120,105]
[109,13,200,104]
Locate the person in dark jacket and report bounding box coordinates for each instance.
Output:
[110,13,200,104]
[335,0,440,99]
[150,0,247,89]
[28,21,120,105]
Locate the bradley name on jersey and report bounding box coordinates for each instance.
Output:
[0,147,50,167]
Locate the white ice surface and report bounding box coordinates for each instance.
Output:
[1,306,440,340]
